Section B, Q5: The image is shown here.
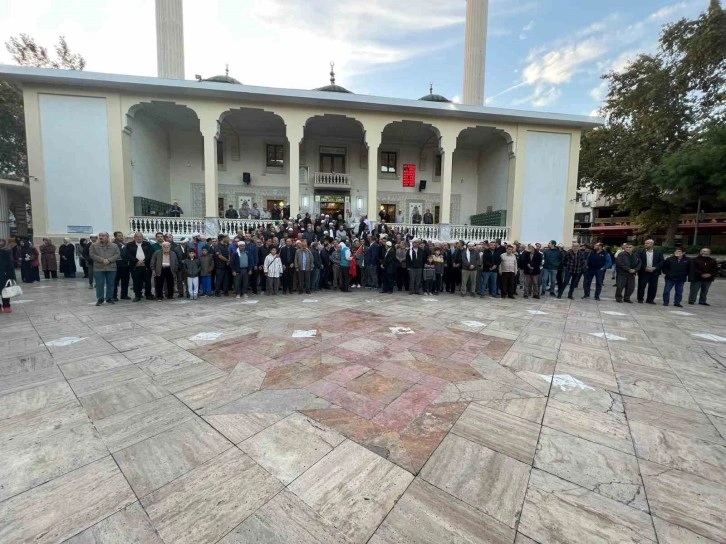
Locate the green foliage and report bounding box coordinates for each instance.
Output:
[579,1,726,245]
[0,35,85,179]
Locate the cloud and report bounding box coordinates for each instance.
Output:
[522,21,535,32]
[490,0,540,18]
[648,2,690,21]
[589,80,608,102]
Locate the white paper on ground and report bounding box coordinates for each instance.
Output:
[46,336,86,347]
[601,311,627,316]
[389,327,414,335]
[292,329,318,338]
[190,332,223,342]
[242,300,259,304]
[422,298,438,302]
[302,299,318,303]
[670,311,693,316]
[692,333,726,342]
[544,374,596,392]
[11,299,32,303]
[527,310,549,315]
[591,332,626,341]
[461,321,486,328]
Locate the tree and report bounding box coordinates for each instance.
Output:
[0,35,85,180]
[579,0,726,245]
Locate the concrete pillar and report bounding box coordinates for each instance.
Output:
[463,0,489,105]
[201,122,219,218]
[287,125,304,218]
[0,187,9,240]
[439,133,457,225]
[156,0,185,79]
[366,132,382,220]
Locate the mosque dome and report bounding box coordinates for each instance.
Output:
[200,66,241,84]
[418,84,451,103]
[313,62,353,94]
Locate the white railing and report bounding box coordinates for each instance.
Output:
[219,219,284,236]
[128,217,206,238]
[450,225,510,243]
[313,172,351,187]
[128,216,509,243]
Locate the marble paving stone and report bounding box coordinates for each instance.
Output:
[420,434,530,528]
[0,380,77,420]
[289,439,414,543]
[141,448,283,544]
[68,366,147,397]
[617,374,700,411]
[709,414,726,441]
[499,350,557,374]
[0,365,64,396]
[629,421,726,484]
[203,412,285,444]
[93,395,194,452]
[623,397,724,444]
[0,350,56,378]
[543,397,634,454]
[475,397,547,424]
[344,370,414,404]
[0,420,108,501]
[58,353,135,380]
[452,403,540,463]
[0,400,86,444]
[0,456,136,544]
[518,468,656,544]
[193,362,266,414]
[371,386,439,431]
[652,516,719,544]
[150,360,227,393]
[240,412,345,485]
[640,459,726,542]
[550,383,624,413]
[514,533,538,544]
[220,490,351,544]
[113,417,232,497]
[79,378,168,420]
[534,427,647,511]
[64,502,163,543]
[208,388,331,415]
[369,478,514,544]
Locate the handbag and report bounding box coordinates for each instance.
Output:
[2,280,22,299]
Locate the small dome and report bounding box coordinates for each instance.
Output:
[313,62,353,94]
[418,84,451,103]
[203,74,241,84]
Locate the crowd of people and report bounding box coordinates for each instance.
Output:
[0,213,720,313]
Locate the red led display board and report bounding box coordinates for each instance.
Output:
[403,164,416,187]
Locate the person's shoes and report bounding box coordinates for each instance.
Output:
[616,299,623,303]
[557,295,562,299]
[508,295,514,299]
[582,295,589,299]
[549,291,555,296]
[133,297,141,302]
[624,299,633,303]
[88,285,94,289]
[568,295,574,300]
[534,295,540,299]
[95,300,103,306]
[121,296,131,300]
[460,293,465,297]
[146,296,155,301]
[3,307,11,313]
[663,303,669,306]
[638,300,644,304]
[215,293,221,297]
[523,294,528,299]
[646,301,656,305]
[244,294,249,299]
[235,295,241,299]
[688,301,695,305]
[594,297,601,301]
[674,303,683,307]
[699,302,710,306]
[106,299,115,304]
[470,293,475,298]
[111,298,119,302]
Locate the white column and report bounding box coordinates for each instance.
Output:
[367,133,382,219]
[155,0,185,79]
[463,0,489,105]
[0,187,9,240]
[201,124,219,218]
[439,134,457,225]
[287,125,304,218]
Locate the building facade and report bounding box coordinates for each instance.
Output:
[1,65,601,243]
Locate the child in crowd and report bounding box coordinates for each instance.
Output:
[432,247,444,295]
[199,247,214,296]
[263,246,283,295]
[423,254,436,296]
[183,248,201,300]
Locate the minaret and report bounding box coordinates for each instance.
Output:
[462,0,489,105]
[155,0,185,79]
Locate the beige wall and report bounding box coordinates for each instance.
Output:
[22,84,581,241]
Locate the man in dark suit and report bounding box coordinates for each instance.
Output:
[280,238,297,294]
[406,240,425,295]
[460,242,481,297]
[381,241,397,293]
[636,239,664,304]
[125,232,154,302]
[615,243,641,303]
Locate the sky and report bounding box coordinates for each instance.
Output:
[0,0,713,117]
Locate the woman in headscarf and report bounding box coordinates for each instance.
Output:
[39,238,58,279]
[59,238,77,278]
[19,239,40,283]
[0,238,17,313]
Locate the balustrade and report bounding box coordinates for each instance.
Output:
[313,172,352,187]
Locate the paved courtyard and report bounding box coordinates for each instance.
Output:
[1,279,725,544]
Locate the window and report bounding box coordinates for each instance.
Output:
[216,140,224,165]
[381,151,397,174]
[575,213,591,223]
[267,144,284,168]
[319,146,346,173]
[435,154,442,177]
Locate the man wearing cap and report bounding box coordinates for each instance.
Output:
[460,242,481,297]
[280,237,297,294]
[294,240,313,294]
[381,241,397,293]
[231,241,250,298]
[125,232,154,302]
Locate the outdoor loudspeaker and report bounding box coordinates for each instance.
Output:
[243,172,251,184]
[419,179,427,192]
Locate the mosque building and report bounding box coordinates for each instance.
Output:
[0,0,602,243]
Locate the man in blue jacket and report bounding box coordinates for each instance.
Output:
[244,235,259,294]
[541,241,563,296]
[582,242,611,301]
